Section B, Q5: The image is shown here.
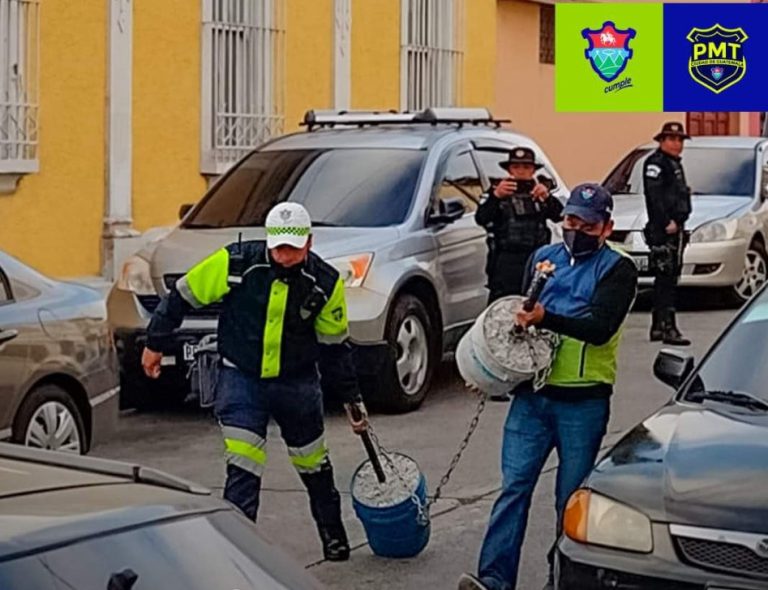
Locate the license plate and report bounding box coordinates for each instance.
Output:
[632,255,649,271]
[183,342,200,362]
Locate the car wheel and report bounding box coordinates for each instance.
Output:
[12,384,87,454]
[731,241,768,304]
[376,295,436,413]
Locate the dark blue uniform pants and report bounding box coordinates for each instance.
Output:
[214,366,344,533]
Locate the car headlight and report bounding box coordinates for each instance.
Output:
[690,218,738,244]
[563,489,653,553]
[328,253,373,288]
[116,255,157,295]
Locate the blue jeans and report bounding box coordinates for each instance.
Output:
[477,393,610,590]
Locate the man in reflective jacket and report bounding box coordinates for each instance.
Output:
[141,202,366,562]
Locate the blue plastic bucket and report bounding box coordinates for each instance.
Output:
[350,454,431,558]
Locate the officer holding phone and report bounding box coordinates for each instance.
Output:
[476,147,564,303]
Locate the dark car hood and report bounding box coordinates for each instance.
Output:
[587,403,768,532]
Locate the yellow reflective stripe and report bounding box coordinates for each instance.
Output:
[315,278,349,341]
[225,438,267,466]
[261,279,289,378]
[183,248,231,306]
[289,442,328,472]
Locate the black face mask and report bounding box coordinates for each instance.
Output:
[563,229,602,259]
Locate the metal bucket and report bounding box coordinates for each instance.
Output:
[455,296,556,394]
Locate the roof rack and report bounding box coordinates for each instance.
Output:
[301,107,511,131]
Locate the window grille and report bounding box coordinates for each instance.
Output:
[201,0,286,175]
[400,0,464,112]
[0,0,39,174]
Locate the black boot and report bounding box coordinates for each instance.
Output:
[662,309,690,346]
[649,309,665,342]
[319,524,350,561]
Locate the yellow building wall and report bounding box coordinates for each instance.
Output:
[132,0,207,233]
[352,0,400,109]
[286,0,333,130]
[463,0,497,109]
[495,0,682,187]
[0,1,106,277]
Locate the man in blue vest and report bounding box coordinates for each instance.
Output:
[141,203,367,562]
[458,183,638,590]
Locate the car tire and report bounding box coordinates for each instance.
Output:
[12,384,88,454]
[374,295,437,414]
[729,240,768,305]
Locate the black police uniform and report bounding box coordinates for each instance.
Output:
[476,148,563,303]
[642,123,692,345]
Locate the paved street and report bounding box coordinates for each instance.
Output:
[94,305,734,590]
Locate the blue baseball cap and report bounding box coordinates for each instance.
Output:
[562,183,613,224]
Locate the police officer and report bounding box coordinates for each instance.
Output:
[141,202,367,562]
[643,122,692,346]
[476,147,563,303]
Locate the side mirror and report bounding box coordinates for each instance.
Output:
[179,203,194,220]
[653,348,694,389]
[430,197,465,225]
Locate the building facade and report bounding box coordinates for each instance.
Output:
[0,0,497,279]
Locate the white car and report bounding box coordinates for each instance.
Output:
[603,136,768,303]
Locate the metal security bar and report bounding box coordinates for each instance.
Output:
[400,0,464,113]
[202,0,286,175]
[0,0,39,173]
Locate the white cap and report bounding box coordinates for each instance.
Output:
[265,202,312,249]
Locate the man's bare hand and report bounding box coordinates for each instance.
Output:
[493,178,517,199]
[516,302,546,329]
[344,402,369,435]
[665,220,679,235]
[142,347,163,379]
[531,183,549,201]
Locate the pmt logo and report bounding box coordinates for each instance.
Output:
[582,21,637,93]
[687,24,748,94]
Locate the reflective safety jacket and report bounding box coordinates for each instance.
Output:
[146,240,361,403]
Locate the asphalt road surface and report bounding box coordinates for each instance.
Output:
[94,306,734,590]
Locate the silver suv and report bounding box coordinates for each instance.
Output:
[107,108,568,413]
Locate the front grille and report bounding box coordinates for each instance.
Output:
[676,536,768,578]
[134,275,221,319]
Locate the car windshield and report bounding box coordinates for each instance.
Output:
[682,287,768,403]
[183,148,426,228]
[603,147,756,197]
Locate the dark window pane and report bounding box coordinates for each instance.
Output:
[683,291,768,402]
[435,150,483,213]
[539,5,555,65]
[0,270,12,304]
[184,148,425,228]
[603,147,756,197]
[0,512,321,590]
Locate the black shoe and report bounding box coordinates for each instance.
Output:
[649,310,665,342]
[319,526,350,562]
[458,573,491,590]
[662,309,690,346]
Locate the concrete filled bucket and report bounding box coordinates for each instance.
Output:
[456,262,558,394]
[351,453,430,558]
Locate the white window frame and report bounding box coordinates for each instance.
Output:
[201,0,286,176]
[400,0,464,113]
[0,0,40,177]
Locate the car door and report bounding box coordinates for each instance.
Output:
[0,266,28,436]
[428,142,489,333]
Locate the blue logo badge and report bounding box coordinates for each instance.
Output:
[581,188,596,200]
[687,24,748,94]
[582,21,637,83]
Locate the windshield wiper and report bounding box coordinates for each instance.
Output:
[311,221,342,227]
[688,389,768,411]
[182,223,221,229]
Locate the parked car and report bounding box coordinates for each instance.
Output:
[0,250,118,454]
[556,283,768,589]
[604,136,768,303]
[0,443,325,590]
[107,108,568,413]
